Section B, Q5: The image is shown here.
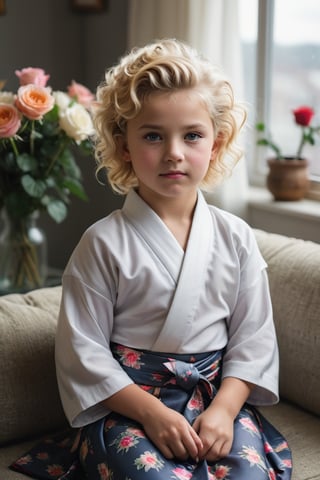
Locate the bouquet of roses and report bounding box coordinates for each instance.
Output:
[0,67,95,222]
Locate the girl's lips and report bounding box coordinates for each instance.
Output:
[160,171,186,179]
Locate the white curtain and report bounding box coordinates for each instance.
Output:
[127,0,249,218]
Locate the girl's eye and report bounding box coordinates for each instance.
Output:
[144,132,161,142]
[185,132,201,141]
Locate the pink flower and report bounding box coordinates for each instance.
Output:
[36,452,49,460]
[119,435,135,448]
[97,462,112,480]
[0,103,21,138]
[172,466,193,479]
[215,464,231,479]
[239,417,259,435]
[68,80,95,109]
[15,67,50,87]
[268,468,277,480]
[46,464,65,476]
[15,84,54,120]
[293,106,314,127]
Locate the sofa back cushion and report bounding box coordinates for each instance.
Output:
[0,286,68,446]
[255,229,320,417]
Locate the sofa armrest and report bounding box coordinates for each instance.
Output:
[255,229,320,417]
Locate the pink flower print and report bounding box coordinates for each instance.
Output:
[122,348,143,369]
[208,360,220,380]
[110,432,139,453]
[187,389,203,411]
[119,434,137,451]
[282,458,293,468]
[46,464,65,476]
[275,441,289,452]
[80,438,89,460]
[127,426,145,438]
[104,419,117,431]
[214,464,231,479]
[172,466,193,479]
[134,450,164,472]
[15,454,32,465]
[239,417,260,436]
[97,462,113,480]
[239,446,266,470]
[152,372,164,382]
[268,468,277,480]
[264,441,273,453]
[36,452,49,460]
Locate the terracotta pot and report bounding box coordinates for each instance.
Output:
[266,157,310,201]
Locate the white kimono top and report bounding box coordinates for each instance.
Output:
[55,189,279,428]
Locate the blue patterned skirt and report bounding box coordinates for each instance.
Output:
[10,343,292,479]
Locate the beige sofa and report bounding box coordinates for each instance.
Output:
[0,229,319,480]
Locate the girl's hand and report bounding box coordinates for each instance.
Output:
[192,405,234,461]
[142,402,203,461]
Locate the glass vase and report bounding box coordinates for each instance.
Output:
[0,210,47,294]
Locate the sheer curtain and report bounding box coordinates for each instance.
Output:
[127,0,249,218]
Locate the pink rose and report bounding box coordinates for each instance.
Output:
[67,80,94,108]
[0,103,21,138]
[293,106,314,127]
[15,85,54,120]
[15,67,50,87]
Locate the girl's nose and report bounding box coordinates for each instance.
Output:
[165,139,184,162]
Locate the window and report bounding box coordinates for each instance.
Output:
[240,0,320,189]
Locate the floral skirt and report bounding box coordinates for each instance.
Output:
[10,344,292,480]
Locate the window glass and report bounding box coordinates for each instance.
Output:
[271,0,320,177]
[239,0,320,179]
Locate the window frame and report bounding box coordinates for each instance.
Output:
[251,0,320,197]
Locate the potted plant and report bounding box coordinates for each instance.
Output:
[256,106,320,200]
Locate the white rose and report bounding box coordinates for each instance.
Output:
[0,91,15,104]
[59,103,95,143]
[53,91,72,113]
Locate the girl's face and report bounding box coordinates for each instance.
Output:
[121,89,217,209]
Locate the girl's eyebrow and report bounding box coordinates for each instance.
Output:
[138,123,207,130]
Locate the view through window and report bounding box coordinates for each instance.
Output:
[240,0,320,180]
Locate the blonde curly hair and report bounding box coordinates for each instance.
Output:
[93,38,246,194]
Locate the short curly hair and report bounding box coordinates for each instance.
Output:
[93,38,247,194]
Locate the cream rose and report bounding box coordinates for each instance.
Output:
[15,85,55,120]
[0,92,15,105]
[53,91,72,113]
[59,103,95,143]
[0,103,21,138]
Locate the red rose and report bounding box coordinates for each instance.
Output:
[293,106,314,126]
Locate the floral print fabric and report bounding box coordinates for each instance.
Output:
[10,344,292,479]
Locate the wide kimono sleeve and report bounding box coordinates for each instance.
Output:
[55,228,134,428]
[221,224,279,406]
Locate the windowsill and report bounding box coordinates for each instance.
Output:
[247,186,320,243]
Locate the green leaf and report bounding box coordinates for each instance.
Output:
[256,122,266,132]
[16,153,38,172]
[21,174,47,198]
[63,178,88,200]
[257,139,269,146]
[46,199,68,223]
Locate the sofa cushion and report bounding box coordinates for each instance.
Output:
[0,286,68,446]
[255,230,320,417]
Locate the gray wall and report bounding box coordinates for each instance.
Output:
[0,0,128,269]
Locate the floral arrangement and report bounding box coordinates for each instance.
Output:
[256,106,320,160]
[0,67,95,223]
[0,67,96,292]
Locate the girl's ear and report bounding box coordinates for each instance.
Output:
[116,135,131,163]
[210,134,223,162]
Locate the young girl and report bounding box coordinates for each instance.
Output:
[12,39,292,480]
